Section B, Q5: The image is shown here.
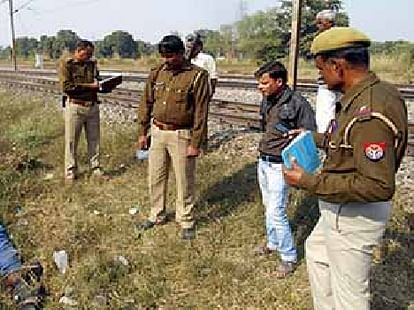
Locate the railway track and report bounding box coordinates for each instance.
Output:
[1,68,414,99]
[0,71,413,156]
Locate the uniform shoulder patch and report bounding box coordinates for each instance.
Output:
[354,105,371,117]
[364,142,386,161]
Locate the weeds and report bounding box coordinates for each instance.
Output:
[0,91,411,309]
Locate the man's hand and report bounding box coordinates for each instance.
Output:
[138,135,149,150]
[186,145,200,157]
[89,81,99,90]
[282,159,305,187]
[286,128,306,139]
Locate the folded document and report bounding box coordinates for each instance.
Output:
[281,130,320,174]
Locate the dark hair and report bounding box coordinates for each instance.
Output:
[186,33,203,48]
[158,35,185,54]
[319,46,370,67]
[254,60,288,84]
[76,40,94,50]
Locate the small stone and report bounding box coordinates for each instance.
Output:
[129,207,138,215]
[114,255,129,267]
[43,173,54,180]
[59,296,78,306]
[17,218,29,226]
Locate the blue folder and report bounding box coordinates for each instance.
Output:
[281,131,320,174]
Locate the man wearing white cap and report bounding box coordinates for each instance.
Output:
[315,9,340,133]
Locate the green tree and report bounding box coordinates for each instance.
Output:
[100,31,137,58]
[214,0,349,62]
[191,29,223,57]
[15,37,39,58]
[52,30,79,59]
[136,40,156,57]
[235,8,289,61]
[39,35,56,59]
[280,0,349,57]
[219,24,237,58]
[95,40,112,58]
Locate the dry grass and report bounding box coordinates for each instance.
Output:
[0,90,412,309]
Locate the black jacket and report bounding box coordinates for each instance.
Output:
[259,85,316,157]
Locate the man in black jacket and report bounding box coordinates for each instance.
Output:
[254,61,316,278]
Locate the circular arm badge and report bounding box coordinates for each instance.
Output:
[364,142,386,161]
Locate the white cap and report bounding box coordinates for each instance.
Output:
[316,9,336,21]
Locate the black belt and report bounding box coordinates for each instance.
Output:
[259,154,283,163]
[69,99,97,107]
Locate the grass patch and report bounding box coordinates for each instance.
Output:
[0,90,411,309]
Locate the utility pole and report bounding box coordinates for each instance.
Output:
[8,0,17,71]
[288,0,302,90]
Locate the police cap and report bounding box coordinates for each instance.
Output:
[158,35,185,54]
[311,27,371,56]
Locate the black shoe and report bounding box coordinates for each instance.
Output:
[140,220,156,230]
[181,228,195,240]
[12,279,44,310]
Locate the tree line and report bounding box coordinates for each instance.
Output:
[0,29,155,60]
[0,0,413,63]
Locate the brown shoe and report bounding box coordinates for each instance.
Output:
[273,261,296,279]
[254,245,276,257]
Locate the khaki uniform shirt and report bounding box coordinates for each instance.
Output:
[299,72,408,203]
[137,62,210,148]
[59,57,99,102]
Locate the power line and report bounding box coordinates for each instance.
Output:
[13,0,34,13]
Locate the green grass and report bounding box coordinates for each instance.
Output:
[0,91,412,309]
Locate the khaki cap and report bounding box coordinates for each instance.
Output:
[311,27,371,55]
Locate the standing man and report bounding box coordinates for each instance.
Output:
[59,40,107,182]
[254,61,316,278]
[137,35,210,240]
[185,33,218,97]
[283,28,408,310]
[315,9,340,133]
[185,34,218,150]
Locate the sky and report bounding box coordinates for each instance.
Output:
[0,0,413,47]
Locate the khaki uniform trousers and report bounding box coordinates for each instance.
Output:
[305,200,391,310]
[64,102,100,175]
[148,124,196,229]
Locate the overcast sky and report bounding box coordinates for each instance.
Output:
[0,0,412,47]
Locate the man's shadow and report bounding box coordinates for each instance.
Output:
[370,224,413,310]
[289,191,320,262]
[196,162,258,224]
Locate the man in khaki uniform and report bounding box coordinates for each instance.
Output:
[137,35,210,240]
[283,28,408,310]
[59,40,107,182]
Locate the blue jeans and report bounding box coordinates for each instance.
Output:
[0,224,22,277]
[257,159,297,262]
